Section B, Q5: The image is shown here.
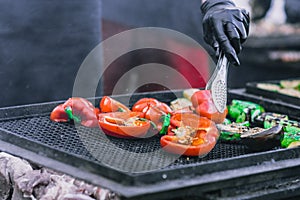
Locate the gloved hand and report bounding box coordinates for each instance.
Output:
[201,0,250,66]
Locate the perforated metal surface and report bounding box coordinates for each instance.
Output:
[0,114,248,173]
[212,79,227,113]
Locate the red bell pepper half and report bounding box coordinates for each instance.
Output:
[191,90,227,124]
[195,100,228,124]
[50,97,99,128]
[100,96,130,113]
[50,104,69,123]
[98,112,151,138]
[160,113,219,156]
[132,98,172,115]
[170,113,212,130]
[132,98,172,134]
[191,90,212,108]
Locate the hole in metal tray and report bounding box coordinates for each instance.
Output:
[0,115,249,173]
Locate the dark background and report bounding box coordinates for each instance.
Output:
[0,0,299,107]
[0,0,102,107]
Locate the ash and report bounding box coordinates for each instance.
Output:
[0,152,119,200]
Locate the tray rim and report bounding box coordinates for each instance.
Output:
[246,78,300,107]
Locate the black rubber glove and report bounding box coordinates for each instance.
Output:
[201,0,250,66]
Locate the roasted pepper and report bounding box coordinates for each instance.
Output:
[227,100,265,123]
[161,114,219,156]
[100,96,130,113]
[50,97,99,127]
[132,98,172,115]
[132,98,172,134]
[281,128,300,148]
[98,112,151,138]
[191,90,227,124]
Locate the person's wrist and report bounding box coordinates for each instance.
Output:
[201,0,235,14]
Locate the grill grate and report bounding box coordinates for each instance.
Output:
[0,114,248,173]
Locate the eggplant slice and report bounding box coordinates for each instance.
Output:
[217,123,283,151]
[240,125,283,151]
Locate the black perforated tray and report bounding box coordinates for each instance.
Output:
[1,90,300,199]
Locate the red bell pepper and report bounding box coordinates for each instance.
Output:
[195,100,228,124]
[170,113,212,130]
[50,104,69,123]
[100,96,130,113]
[191,90,212,108]
[50,97,99,127]
[132,98,172,115]
[190,90,227,124]
[132,98,172,134]
[160,114,219,156]
[98,112,151,138]
[160,129,218,157]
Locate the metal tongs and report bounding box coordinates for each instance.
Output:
[205,52,229,113]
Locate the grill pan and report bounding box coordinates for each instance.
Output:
[1,89,300,199]
[246,79,300,107]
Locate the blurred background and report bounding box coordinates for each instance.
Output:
[0,0,299,107]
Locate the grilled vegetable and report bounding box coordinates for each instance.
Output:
[191,90,227,124]
[240,125,283,151]
[98,112,151,138]
[170,113,212,129]
[172,106,195,115]
[227,100,265,123]
[257,112,300,148]
[217,120,283,151]
[50,97,99,127]
[132,98,172,134]
[170,98,193,111]
[50,104,69,123]
[281,126,300,148]
[256,83,281,92]
[132,98,172,115]
[280,79,300,89]
[161,114,219,157]
[279,88,300,98]
[100,96,130,113]
[145,105,171,134]
[263,117,300,130]
[217,121,250,142]
[287,141,300,149]
[195,100,228,124]
[256,80,300,98]
[255,112,289,126]
[191,90,212,108]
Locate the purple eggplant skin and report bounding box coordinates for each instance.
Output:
[241,125,283,152]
